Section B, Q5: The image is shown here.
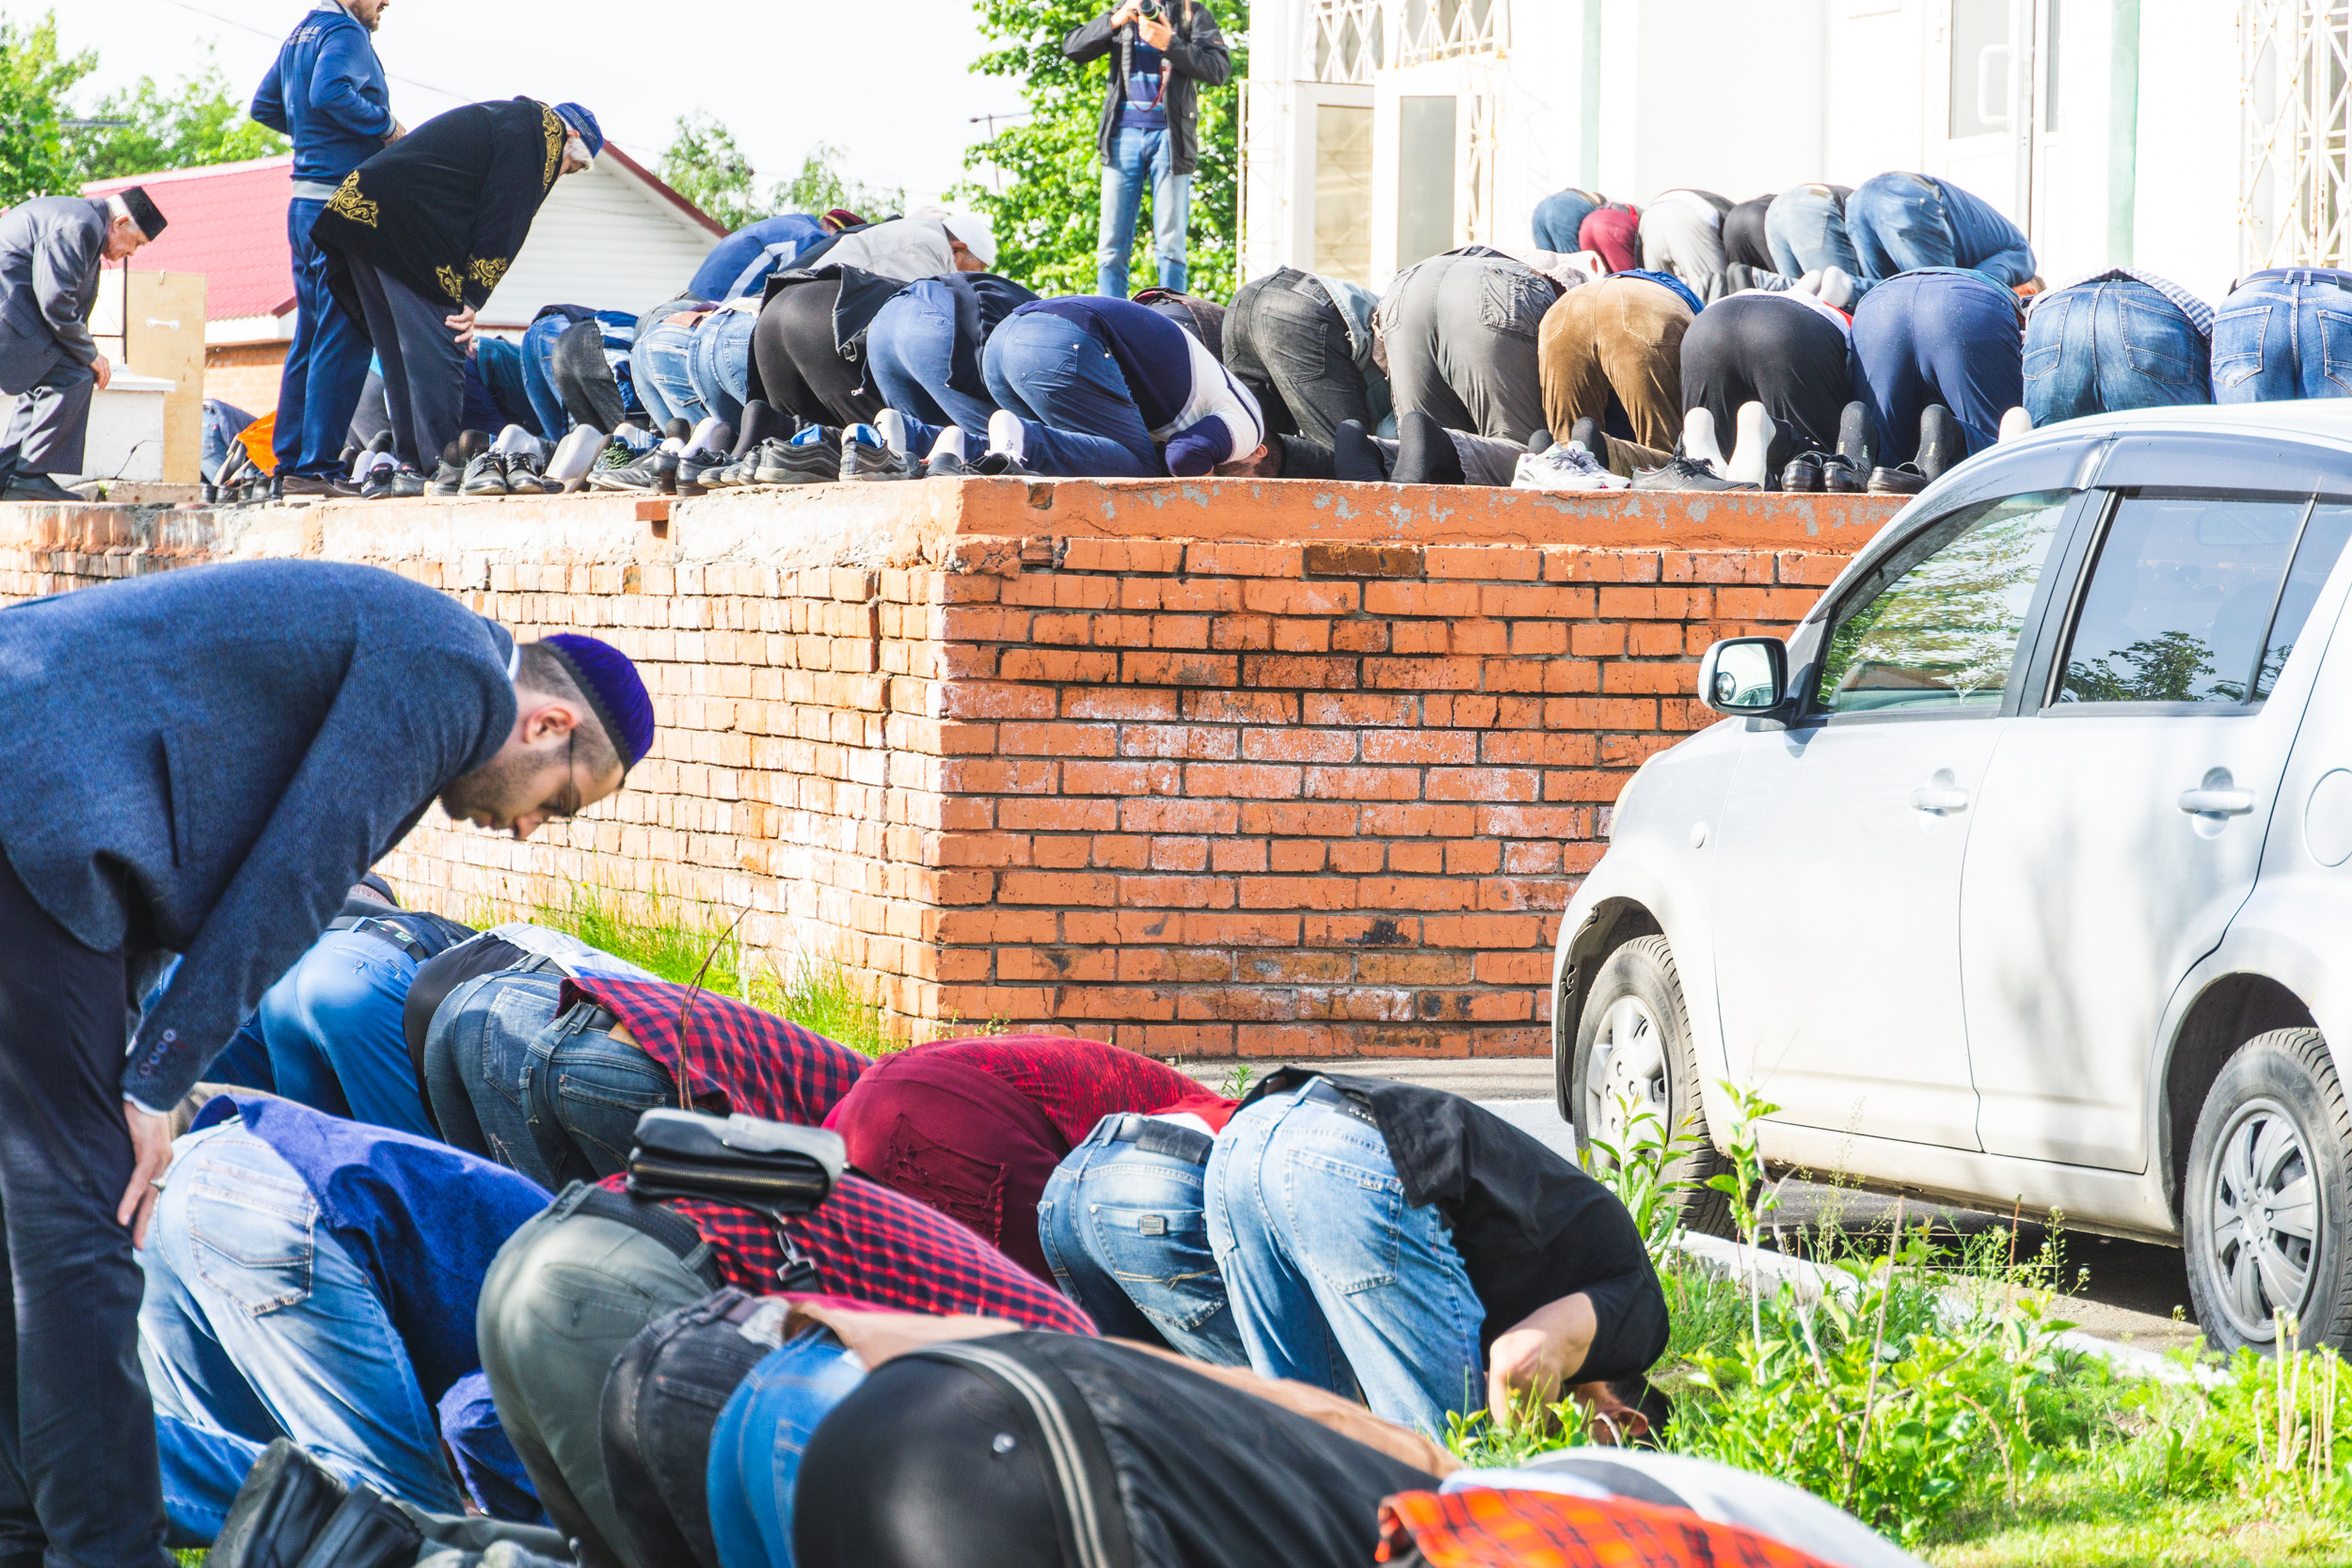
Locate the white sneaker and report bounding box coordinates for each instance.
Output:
[1513,443,1629,492]
[986,408,1025,463]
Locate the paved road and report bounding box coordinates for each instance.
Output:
[1173,1058,2203,1354]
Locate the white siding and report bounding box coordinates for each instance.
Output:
[479,161,723,329]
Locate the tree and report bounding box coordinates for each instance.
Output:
[958,0,1248,299]
[69,52,287,184]
[0,13,96,206]
[780,142,904,224]
[660,112,768,235]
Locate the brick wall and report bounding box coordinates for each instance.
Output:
[1,480,1897,1060]
[204,343,289,419]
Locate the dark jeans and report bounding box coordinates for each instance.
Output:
[866,281,1002,452]
[981,310,1162,478]
[1680,291,1851,477]
[1848,171,2036,289]
[752,277,883,429]
[344,255,466,470]
[2024,278,2212,426]
[1381,250,1552,446]
[472,336,539,436]
[1532,188,1604,255]
[521,313,579,436]
[1224,268,1374,445]
[599,1290,778,1568]
[1850,267,2024,462]
[2211,269,2352,403]
[0,854,168,1568]
[275,198,375,476]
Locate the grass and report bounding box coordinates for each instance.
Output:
[1447,1091,2352,1564]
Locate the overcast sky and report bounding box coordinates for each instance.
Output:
[25,0,1028,207]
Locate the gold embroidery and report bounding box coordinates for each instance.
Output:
[469,256,510,292]
[326,171,377,228]
[435,265,465,303]
[540,104,565,191]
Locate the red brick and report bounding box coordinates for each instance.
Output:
[1302,766,1421,801]
[1122,724,1241,760]
[1241,653,1359,689]
[1184,690,1298,723]
[1363,731,1475,765]
[1243,728,1357,763]
[1120,875,1237,909]
[1063,759,1182,795]
[1242,579,1361,615]
[1355,877,1474,911]
[997,721,1118,757]
[1239,801,1361,835]
[998,871,1118,906]
[1184,542,1303,578]
[1122,650,1240,686]
[999,797,1117,832]
[1238,878,1359,910]
[1121,799,1241,833]
[1426,546,1541,580]
[1184,762,1305,799]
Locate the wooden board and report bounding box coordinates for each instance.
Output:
[123,273,207,483]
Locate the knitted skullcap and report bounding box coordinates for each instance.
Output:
[117,186,167,240]
[537,634,653,771]
[553,103,604,161]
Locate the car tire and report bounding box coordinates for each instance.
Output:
[2183,1028,2352,1354]
[1570,935,1735,1240]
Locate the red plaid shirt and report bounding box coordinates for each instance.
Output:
[598,1171,1094,1334]
[875,1036,1237,1142]
[1376,1489,1837,1568]
[561,977,867,1126]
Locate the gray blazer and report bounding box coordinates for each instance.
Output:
[0,196,107,395]
[0,561,518,1109]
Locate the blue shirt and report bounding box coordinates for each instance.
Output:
[1120,39,1168,130]
[251,2,394,185]
[1929,177,2035,289]
[688,214,829,302]
[193,1093,550,1404]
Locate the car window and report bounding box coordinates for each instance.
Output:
[1815,490,2074,716]
[2255,503,2352,699]
[2057,497,2308,705]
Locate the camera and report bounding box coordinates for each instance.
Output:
[1139,2,1165,20]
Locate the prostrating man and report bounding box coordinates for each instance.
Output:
[0,186,163,501]
[1845,171,2036,290]
[0,560,648,1568]
[1222,266,1391,446]
[138,1092,552,1544]
[1635,187,1733,302]
[979,293,1265,478]
[478,1151,1095,1568]
[311,98,602,490]
[1377,245,1581,447]
[2206,268,2352,404]
[2026,269,2213,424]
[861,268,1040,472]
[686,213,833,305]
[1065,0,1232,297]
[251,0,401,496]
[1535,270,1699,475]
[1765,182,1860,288]
[1674,286,1853,488]
[1532,186,1609,256]
[1850,266,2023,470]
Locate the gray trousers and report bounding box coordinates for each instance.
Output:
[1379,251,1552,447]
[476,1199,712,1568]
[0,349,94,480]
[1638,191,1730,303]
[345,256,466,471]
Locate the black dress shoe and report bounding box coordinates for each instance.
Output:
[1779,451,1825,493]
[1917,403,1958,481]
[281,473,360,499]
[1867,463,1928,495]
[1,471,83,502]
[1820,454,1866,493]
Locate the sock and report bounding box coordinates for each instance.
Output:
[987,409,1025,461]
[456,429,491,459]
[490,424,538,456]
[927,427,967,462]
[875,409,909,457]
[731,400,789,459]
[439,440,464,469]
[1276,433,1334,481]
[1333,420,1386,483]
[1391,411,1465,485]
[663,416,693,442]
[687,416,725,455]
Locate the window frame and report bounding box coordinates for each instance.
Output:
[1792,487,2095,732]
[2026,486,2324,719]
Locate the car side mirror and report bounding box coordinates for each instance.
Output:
[1698,637,1788,716]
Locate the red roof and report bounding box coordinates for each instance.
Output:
[86,156,298,322]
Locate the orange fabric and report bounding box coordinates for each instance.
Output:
[235,411,277,472]
[1376,1487,1840,1568]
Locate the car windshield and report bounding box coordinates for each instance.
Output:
[1815,490,2074,715]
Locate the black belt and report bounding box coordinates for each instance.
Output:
[547,1180,723,1290]
[1302,1076,1381,1129]
[1104,1113,1212,1166]
[327,914,433,964]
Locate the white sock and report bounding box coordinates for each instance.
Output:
[1726,401,1774,487]
[927,426,966,462]
[1999,406,2032,443]
[875,408,909,457]
[987,409,1025,460]
[491,423,536,456]
[547,424,604,481]
[687,416,724,454]
[1683,406,1727,474]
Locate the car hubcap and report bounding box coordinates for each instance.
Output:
[1586,995,1670,1156]
[2204,1098,2321,1343]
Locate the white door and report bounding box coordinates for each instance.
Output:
[1963,496,2352,1170]
[1932,0,2059,237]
[1710,489,2079,1148]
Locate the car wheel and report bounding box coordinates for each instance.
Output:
[1571,935,1734,1239]
[2183,1028,2352,1354]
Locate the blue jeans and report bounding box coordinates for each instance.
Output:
[982,311,1162,477]
[472,336,537,435]
[521,313,577,436]
[139,1123,461,1544]
[1764,185,1862,289]
[867,281,1003,452]
[1847,171,2037,290]
[633,318,702,429]
[201,399,253,484]
[705,1331,868,1568]
[425,971,674,1187]
[1850,267,2025,463]
[1532,189,1603,256]
[1037,1119,1247,1364]
[1096,125,1190,297]
[248,928,436,1137]
[688,311,757,430]
[2211,269,2352,403]
[1204,1086,1486,1433]
[2023,278,2212,426]
[275,197,375,476]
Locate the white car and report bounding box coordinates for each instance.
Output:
[1552,403,2352,1354]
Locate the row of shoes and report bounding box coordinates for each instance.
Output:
[1628,401,2036,495]
[1512,417,1633,492]
[588,408,1041,495]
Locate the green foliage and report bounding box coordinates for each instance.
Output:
[0,12,96,205]
[658,116,903,237]
[780,141,904,225]
[70,51,286,184]
[958,0,1248,300]
[1577,1090,1703,1266]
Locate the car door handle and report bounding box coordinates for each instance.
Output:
[1910,785,1971,813]
[2178,787,2255,816]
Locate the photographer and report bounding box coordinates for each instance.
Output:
[1064,0,1231,298]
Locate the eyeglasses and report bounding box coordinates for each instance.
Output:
[548,730,584,822]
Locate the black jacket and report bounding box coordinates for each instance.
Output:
[1064,0,1231,177]
[312,97,566,314]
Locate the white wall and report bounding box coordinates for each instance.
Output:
[480,160,723,328]
[1597,0,1830,206]
[2132,0,2241,299]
